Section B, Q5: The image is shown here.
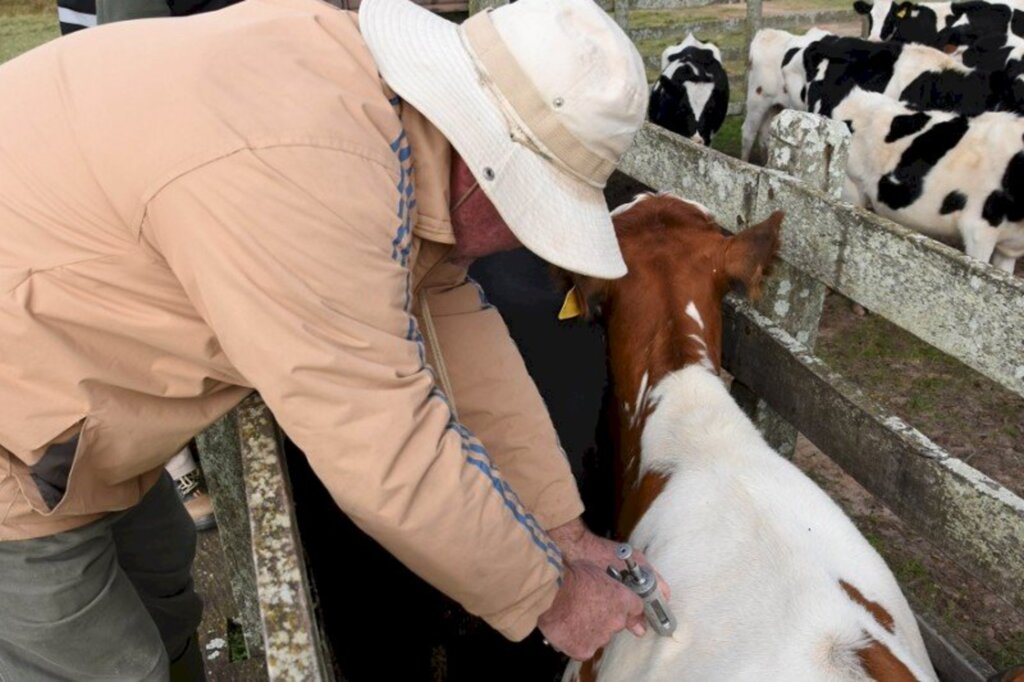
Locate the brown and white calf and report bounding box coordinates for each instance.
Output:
[563,194,936,682]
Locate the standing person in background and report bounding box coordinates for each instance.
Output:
[57,0,96,34]
[96,0,171,23]
[166,0,242,14]
[94,0,242,21]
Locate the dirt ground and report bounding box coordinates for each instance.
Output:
[817,293,1024,499]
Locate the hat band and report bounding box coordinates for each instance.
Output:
[461,10,615,189]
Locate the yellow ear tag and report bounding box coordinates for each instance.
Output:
[558,286,583,320]
[896,7,908,17]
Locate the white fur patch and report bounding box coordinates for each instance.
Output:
[610,192,713,221]
[661,32,722,71]
[684,301,705,330]
[629,371,651,429]
[611,193,653,217]
[684,81,715,121]
[657,191,712,217]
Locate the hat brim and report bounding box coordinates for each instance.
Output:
[359,0,628,279]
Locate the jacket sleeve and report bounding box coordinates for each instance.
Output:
[142,144,561,640]
[414,262,585,531]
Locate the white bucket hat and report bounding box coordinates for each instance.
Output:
[359,0,648,278]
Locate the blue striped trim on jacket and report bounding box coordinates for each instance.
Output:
[387,108,562,574]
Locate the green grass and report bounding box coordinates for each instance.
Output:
[994,631,1024,671]
[859,516,1024,669]
[0,13,58,65]
[225,618,249,662]
[0,0,52,17]
[630,0,852,29]
[630,0,856,27]
[630,9,722,29]
[712,115,743,157]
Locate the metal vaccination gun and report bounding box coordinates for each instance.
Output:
[606,543,677,637]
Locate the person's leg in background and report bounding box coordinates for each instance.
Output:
[0,474,203,681]
[96,0,172,23]
[114,473,206,682]
[165,447,216,531]
[56,0,97,35]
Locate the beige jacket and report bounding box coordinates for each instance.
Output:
[0,0,583,639]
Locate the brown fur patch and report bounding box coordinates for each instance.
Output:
[856,636,919,681]
[617,472,669,539]
[840,580,895,633]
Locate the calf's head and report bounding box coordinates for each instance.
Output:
[561,193,783,534]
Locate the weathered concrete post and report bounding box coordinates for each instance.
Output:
[731,109,850,456]
[745,0,763,66]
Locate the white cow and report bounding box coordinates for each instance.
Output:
[835,89,1024,272]
[743,27,833,160]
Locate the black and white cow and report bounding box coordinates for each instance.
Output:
[959,22,1024,70]
[742,27,832,160]
[744,28,1013,160]
[834,88,1024,272]
[793,35,1013,117]
[649,34,730,146]
[855,0,1023,48]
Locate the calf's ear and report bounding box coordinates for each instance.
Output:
[721,210,783,301]
[853,0,871,14]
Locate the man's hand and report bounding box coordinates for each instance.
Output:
[548,518,672,604]
[536,560,644,660]
[537,518,674,659]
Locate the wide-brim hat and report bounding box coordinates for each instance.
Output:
[360,0,648,279]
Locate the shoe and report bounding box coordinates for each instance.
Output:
[175,467,217,532]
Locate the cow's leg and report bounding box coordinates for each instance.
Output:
[992,251,1018,274]
[962,221,1001,265]
[741,102,769,161]
[842,176,867,207]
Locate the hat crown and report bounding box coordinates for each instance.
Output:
[487,0,648,167]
